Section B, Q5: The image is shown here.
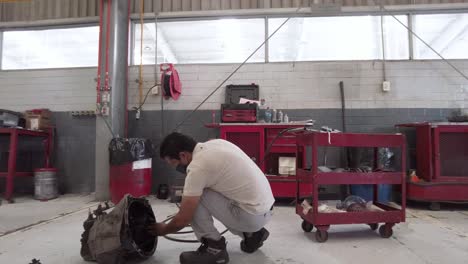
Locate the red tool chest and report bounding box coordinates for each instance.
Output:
[397,122,468,209]
[206,123,311,198]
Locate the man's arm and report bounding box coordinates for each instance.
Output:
[148,195,200,236]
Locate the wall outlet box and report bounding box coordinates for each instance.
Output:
[151,86,159,95]
[382,81,391,92]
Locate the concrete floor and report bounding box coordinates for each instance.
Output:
[1,195,468,264]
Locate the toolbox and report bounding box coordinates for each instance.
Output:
[221,84,259,123]
[0,109,25,128]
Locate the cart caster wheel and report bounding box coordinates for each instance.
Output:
[379,225,393,238]
[429,202,441,211]
[315,230,328,243]
[369,224,379,231]
[301,220,313,232]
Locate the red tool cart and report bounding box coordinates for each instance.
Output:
[295,132,406,242]
[396,122,468,210]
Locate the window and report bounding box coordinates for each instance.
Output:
[413,13,468,59]
[133,18,266,64]
[382,15,410,60]
[2,26,99,70]
[268,15,409,62]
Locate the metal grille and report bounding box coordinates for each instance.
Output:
[439,132,468,177]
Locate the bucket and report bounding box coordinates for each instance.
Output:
[34,168,58,201]
[109,159,152,204]
[350,184,391,203]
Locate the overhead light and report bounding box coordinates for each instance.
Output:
[144,46,151,51]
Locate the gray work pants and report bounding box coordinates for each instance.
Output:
[191,189,273,241]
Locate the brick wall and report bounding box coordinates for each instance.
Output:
[1,60,466,112]
[128,61,468,111]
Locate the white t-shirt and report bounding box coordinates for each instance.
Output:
[183,139,275,215]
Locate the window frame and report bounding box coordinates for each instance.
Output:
[266,14,411,62]
[411,12,468,60]
[0,23,99,71]
[131,16,269,65]
[1,10,468,70]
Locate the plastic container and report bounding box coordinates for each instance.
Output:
[277,110,283,123]
[350,184,391,203]
[34,168,58,201]
[265,108,272,123]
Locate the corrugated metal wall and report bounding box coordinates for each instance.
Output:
[0,0,467,22]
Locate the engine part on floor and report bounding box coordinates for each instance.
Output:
[160,63,181,100]
[29,259,42,264]
[80,195,157,264]
[336,195,369,212]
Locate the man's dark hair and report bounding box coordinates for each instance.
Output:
[159,132,197,160]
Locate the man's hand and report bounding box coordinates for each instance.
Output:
[148,196,201,236]
[147,222,167,236]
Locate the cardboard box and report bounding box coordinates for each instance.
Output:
[279,157,296,175]
[25,109,52,130]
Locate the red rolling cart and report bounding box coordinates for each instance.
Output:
[295,132,406,242]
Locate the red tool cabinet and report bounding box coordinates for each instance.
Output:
[396,122,468,208]
[206,123,312,198]
[295,132,406,242]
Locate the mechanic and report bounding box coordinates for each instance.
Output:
[148,132,275,264]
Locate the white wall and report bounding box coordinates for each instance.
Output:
[128,60,468,111]
[1,60,467,112]
[0,67,96,112]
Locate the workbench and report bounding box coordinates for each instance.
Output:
[206,122,312,198]
[0,128,53,202]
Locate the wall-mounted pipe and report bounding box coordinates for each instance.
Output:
[108,0,130,138]
[96,0,129,136]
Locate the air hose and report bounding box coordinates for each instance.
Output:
[161,205,228,243]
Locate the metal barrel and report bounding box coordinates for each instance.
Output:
[34,168,58,201]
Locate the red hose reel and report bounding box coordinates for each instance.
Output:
[160,64,182,100]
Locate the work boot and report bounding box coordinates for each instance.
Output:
[240,228,270,253]
[180,236,229,264]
